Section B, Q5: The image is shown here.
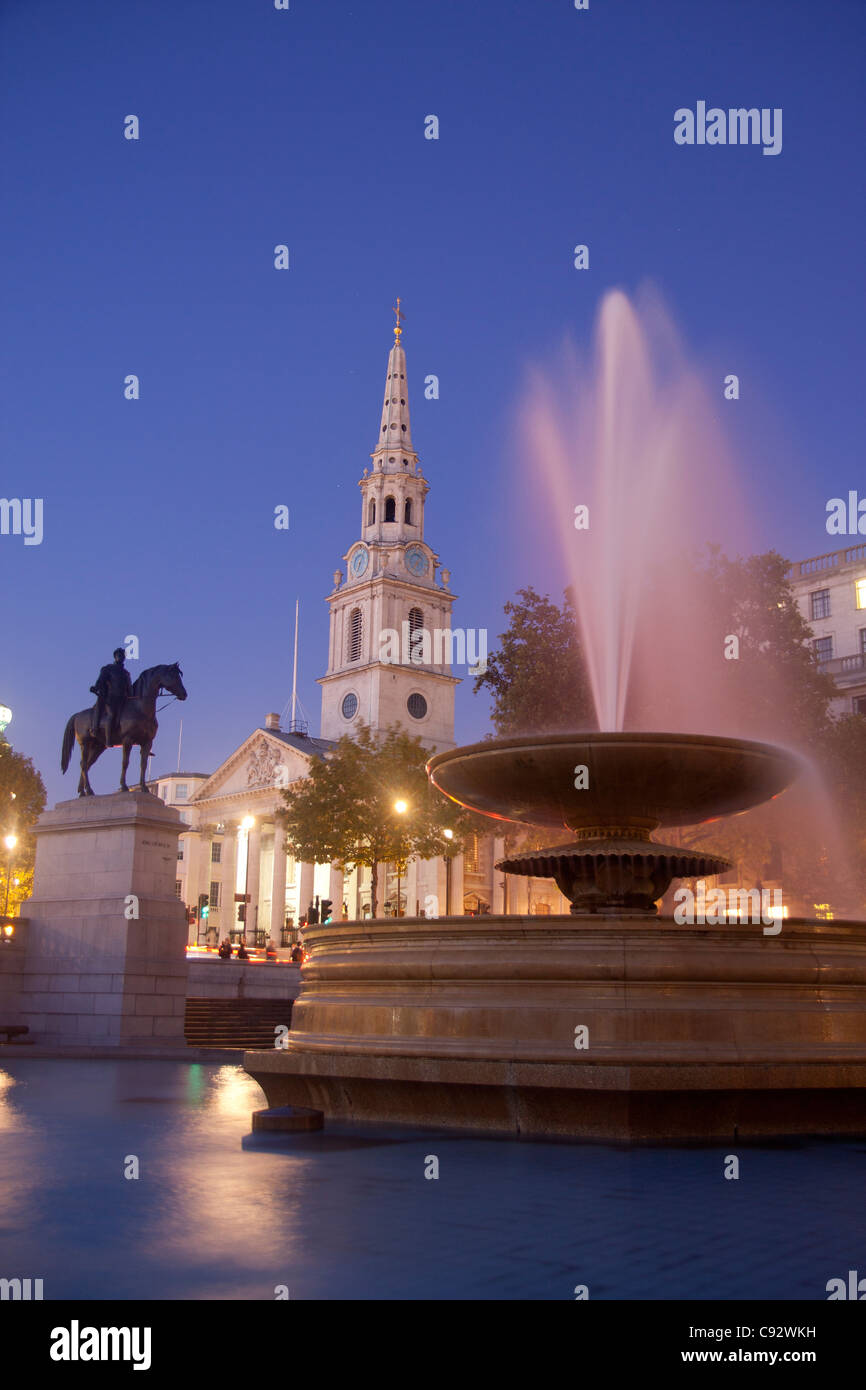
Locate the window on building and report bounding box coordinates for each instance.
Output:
[384,496,396,523]
[341,692,359,720]
[347,608,363,662]
[465,834,479,873]
[408,606,424,663]
[810,589,831,621]
[813,636,834,662]
[404,498,413,524]
[857,578,866,610]
[407,692,427,720]
[175,784,188,801]
[175,881,183,898]
[860,629,866,655]
[211,841,222,864]
[531,902,551,915]
[368,498,376,524]
[209,881,221,908]
[853,696,866,716]
[177,844,184,861]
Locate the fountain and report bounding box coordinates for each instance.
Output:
[428,732,799,915]
[245,292,866,1140]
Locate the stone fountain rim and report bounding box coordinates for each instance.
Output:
[427,729,806,765]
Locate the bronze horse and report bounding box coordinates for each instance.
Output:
[61,663,187,796]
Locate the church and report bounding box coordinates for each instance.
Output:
[154,310,569,945]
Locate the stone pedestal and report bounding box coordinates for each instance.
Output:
[16,792,189,1044]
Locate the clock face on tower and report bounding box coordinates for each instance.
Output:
[405,544,429,577]
[349,545,369,578]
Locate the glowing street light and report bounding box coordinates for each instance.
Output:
[3,833,18,918]
[442,828,455,916]
[393,800,408,916]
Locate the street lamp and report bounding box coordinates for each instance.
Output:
[3,833,18,918]
[241,816,254,944]
[443,828,454,916]
[393,799,408,916]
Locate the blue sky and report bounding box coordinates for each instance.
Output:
[1,0,863,803]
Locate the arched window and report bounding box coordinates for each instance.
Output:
[408,606,424,664]
[404,497,413,524]
[384,496,396,523]
[347,608,363,663]
[368,498,376,524]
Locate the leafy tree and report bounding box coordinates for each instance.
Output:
[278,723,487,918]
[0,738,47,916]
[473,586,595,736]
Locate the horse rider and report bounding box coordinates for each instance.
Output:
[90,648,132,746]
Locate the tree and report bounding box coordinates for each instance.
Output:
[278,723,488,918]
[0,738,47,916]
[473,586,595,736]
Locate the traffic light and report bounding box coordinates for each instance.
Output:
[238,904,246,922]
[307,900,319,925]
[320,898,333,924]
[198,893,209,923]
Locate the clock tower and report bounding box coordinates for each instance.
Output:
[319,306,458,750]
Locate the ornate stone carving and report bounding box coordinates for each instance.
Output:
[246,739,283,789]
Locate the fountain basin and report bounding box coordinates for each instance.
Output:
[245,913,866,1140]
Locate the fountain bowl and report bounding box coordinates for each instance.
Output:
[426,732,802,836]
[427,733,802,914]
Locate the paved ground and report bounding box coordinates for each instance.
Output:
[0,1058,863,1300]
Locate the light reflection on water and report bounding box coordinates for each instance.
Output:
[1,1059,864,1301]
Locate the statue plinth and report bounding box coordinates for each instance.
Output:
[14,792,189,1044]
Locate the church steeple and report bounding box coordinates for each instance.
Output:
[318,303,458,752]
[372,298,416,466]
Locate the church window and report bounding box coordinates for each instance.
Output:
[341,692,359,720]
[404,498,413,524]
[211,841,222,864]
[347,608,363,662]
[407,692,428,720]
[368,498,376,524]
[409,606,424,638]
[209,881,220,908]
[384,496,396,523]
[401,424,407,432]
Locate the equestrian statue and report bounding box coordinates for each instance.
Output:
[61,650,188,796]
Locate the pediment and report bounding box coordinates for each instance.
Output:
[193,730,313,803]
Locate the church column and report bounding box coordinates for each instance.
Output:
[298,861,315,923]
[492,836,506,914]
[328,862,344,919]
[245,824,262,944]
[270,822,288,944]
[451,853,465,915]
[221,827,239,939]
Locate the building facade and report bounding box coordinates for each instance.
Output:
[789,542,866,716]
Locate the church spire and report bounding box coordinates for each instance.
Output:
[373,298,414,458]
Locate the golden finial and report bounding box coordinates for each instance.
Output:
[392,296,405,342]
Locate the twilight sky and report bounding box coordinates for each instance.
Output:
[1,0,864,804]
